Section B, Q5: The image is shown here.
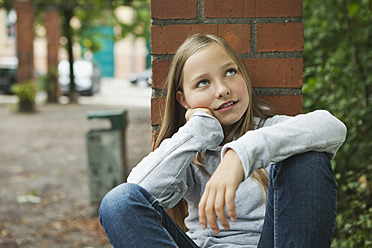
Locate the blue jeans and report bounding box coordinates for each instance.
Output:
[99,152,337,248]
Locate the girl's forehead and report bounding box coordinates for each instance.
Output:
[185,43,233,66]
[182,44,237,84]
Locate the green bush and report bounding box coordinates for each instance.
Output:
[11,80,37,102]
[303,0,372,246]
[11,80,37,112]
[332,167,372,247]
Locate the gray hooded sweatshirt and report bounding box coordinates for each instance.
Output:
[127,110,347,247]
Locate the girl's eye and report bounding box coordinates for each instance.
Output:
[226,68,236,77]
[196,80,209,88]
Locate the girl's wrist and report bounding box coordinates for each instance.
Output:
[224,149,245,182]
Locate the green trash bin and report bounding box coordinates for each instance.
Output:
[86,109,128,204]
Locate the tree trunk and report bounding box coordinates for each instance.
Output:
[63,8,78,103]
[19,100,35,112]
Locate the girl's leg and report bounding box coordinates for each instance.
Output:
[258,152,337,248]
[99,183,199,248]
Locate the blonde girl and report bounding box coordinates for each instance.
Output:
[99,34,346,248]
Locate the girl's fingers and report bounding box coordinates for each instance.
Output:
[198,149,244,234]
[205,189,219,234]
[225,188,237,222]
[215,189,229,231]
[198,191,208,229]
[199,185,231,234]
[199,187,222,234]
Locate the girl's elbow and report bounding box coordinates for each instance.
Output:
[338,121,347,142]
[323,110,347,142]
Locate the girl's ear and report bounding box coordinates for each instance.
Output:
[176,91,189,109]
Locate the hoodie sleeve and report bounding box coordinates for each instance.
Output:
[221,110,347,180]
[127,111,224,209]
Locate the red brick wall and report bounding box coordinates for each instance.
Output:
[44,7,61,102]
[14,0,35,82]
[151,0,304,138]
[44,8,60,71]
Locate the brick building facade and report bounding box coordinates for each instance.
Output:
[14,0,34,82]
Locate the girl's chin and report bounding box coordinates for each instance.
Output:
[220,119,241,129]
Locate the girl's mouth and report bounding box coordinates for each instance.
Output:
[215,100,238,111]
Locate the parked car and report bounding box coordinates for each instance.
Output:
[0,57,18,94]
[58,59,101,96]
[129,68,152,86]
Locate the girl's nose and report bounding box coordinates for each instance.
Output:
[215,81,230,98]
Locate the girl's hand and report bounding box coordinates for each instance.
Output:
[185,108,213,122]
[198,149,244,234]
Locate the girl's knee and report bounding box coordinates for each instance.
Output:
[101,183,141,203]
[274,151,336,192]
[284,151,333,175]
[292,151,330,165]
[301,151,334,178]
[99,183,144,221]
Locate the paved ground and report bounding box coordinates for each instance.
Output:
[0,79,152,247]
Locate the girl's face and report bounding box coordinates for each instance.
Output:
[176,43,249,128]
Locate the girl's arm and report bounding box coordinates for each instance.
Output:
[127,111,224,209]
[198,110,347,234]
[222,109,347,179]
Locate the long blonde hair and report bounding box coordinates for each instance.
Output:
[154,34,274,230]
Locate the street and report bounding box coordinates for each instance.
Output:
[0,77,152,108]
[78,77,152,108]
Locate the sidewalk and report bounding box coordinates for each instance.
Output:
[0,99,152,247]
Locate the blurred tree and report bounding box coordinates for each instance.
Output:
[303,0,372,246]
[0,0,150,103]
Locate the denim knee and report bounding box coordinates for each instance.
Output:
[279,151,334,179]
[275,151,337,206]
[99,183,144,224]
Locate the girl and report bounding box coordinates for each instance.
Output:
[99,34,347,247]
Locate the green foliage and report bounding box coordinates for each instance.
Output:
[303,0,372,246]
[116,0,151,40]
[10,80,37,112]
[332,167,372,247]
[11,80,37,103]
[38,67,57,92]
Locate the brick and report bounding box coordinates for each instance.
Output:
[219,24,250,53]
[205,0,303,18]
[151,131,159,151]
[151,97,166,126]
[257,23,304,52]
[243,58,303,88]
[205,0,244,18]
[260,95,303,116]
[151,25,195,55]
[151,24,250,54]
[151,0,197,19]
[14,0,34,82]
[152,60,171,89]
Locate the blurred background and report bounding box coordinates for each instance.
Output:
[0,0,152,247]
[0,0,371,247]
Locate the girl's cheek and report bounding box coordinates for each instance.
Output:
[189,97,212,109]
